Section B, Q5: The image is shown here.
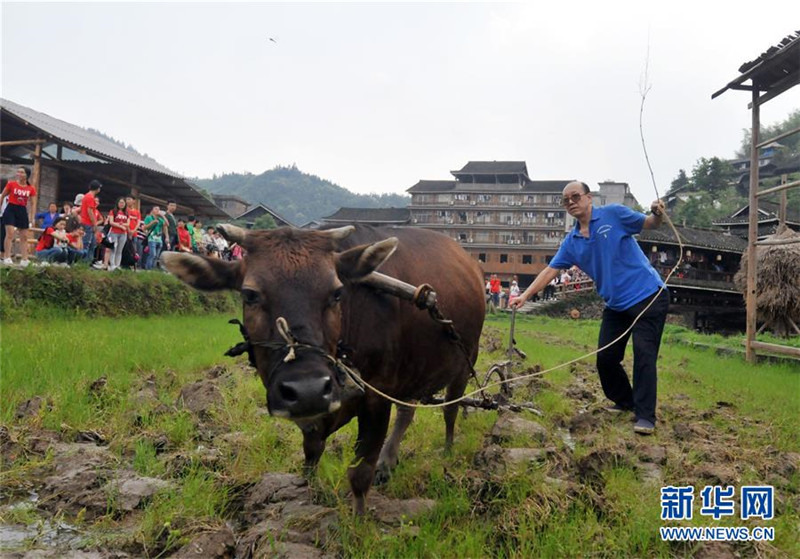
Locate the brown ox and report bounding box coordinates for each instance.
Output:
[161,224,485,514]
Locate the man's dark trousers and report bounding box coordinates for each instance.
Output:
[596,289,669,424]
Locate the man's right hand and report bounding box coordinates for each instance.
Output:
[510,293,528,309]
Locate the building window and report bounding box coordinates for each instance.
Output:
[478,253,486,263]
[455,194,469,201]
[477,194,492,202]
[544,255,554,263]
[522,255,532,264]
[500,254,509,263]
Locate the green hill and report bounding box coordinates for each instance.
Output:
[195,165,410,225]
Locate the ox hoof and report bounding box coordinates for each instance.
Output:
[373,459,398,486]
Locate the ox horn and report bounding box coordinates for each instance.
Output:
[320,225,355,241]
[217,223,248,244]
[358,271,438,310]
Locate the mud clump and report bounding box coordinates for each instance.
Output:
[15,396,50,419]
[37,443,171,519]
[177,379,223,417]
[490,412,548,444]
[171,526,235,558]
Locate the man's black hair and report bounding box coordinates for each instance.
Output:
[52,216,66,228]
[580,182,590,194]
[89,179,103,191]
[167,200,176,205]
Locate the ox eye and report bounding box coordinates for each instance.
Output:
[331,287,343,304]
[241,288,261,306]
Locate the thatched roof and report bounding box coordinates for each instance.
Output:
[734,226,800,336]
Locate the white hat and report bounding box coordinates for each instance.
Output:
[73,193,84,206]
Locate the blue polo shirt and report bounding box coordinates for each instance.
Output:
[550,204,664,311]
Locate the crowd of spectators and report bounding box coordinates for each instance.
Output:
[484,266,594,310]
[1,175,243,270]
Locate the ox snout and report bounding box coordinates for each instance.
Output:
[269,373,341,419]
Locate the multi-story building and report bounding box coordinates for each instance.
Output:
[407,161,574,284]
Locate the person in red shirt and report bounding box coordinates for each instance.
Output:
[125,195,143,268]
[176,219,193,253]
[35,216,70,264]
[0,166,37,266]
[489,274,502,307]
[79,180,103,263]
[104,197,130,271]
[65,221,87,263]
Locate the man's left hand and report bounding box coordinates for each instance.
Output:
[650,199,665,216]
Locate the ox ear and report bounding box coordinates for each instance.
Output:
[160,252,241,291]
[216,224,247,244]
[336,237,398,280]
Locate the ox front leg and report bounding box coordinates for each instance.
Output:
[375,404,416,485]
[348,398,391,515]
[300,422,328,476]
[443,374,469,453]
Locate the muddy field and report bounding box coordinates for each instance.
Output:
[2,325,798,558]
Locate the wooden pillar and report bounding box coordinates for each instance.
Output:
[130,169,140,212]
[29,143,43,223]
[744,88,760,363]
[778,174,788,228]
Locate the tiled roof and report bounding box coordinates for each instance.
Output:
[2,98,181,177]
[715,199,800,225]
[407,179,570,194]
[522,180,572,192]
[406,180,458,193]
[1,98,228,219]
[713,31,800,99]
[214,194,251,205]
[637,226,747,253]
[236,203,294,227]
[453,161,529,176]
[322,207,411,224]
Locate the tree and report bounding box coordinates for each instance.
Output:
[668,169,690,194]
[736,108,800,159]
[252,214,277,230]
[690,157,735,196]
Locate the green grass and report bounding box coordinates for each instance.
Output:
[0,314,242,427]
[1,311,798,557]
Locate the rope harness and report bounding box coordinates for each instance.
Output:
[225,317,367,401]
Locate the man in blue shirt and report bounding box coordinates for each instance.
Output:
[512,181,668,435]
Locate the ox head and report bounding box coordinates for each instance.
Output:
[161,225,397,421]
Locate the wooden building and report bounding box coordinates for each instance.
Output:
[212,194,250,218]
[322,207,410,226]
[1,98,228,221]
[713,199,800,238]
[637,226,747,330]
[405,161,640,286]
[235,203,295,228]
[406,161,571,285]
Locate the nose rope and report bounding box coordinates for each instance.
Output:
[226,317,366,397]
[275,317,298,362]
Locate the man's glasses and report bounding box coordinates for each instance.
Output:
[561,193,585,206]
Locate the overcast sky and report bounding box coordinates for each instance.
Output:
[2,2,799,204]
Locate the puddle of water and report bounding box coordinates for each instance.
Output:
[1,493,81,551]
[0,520,81,550]
[557,428,576,451]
